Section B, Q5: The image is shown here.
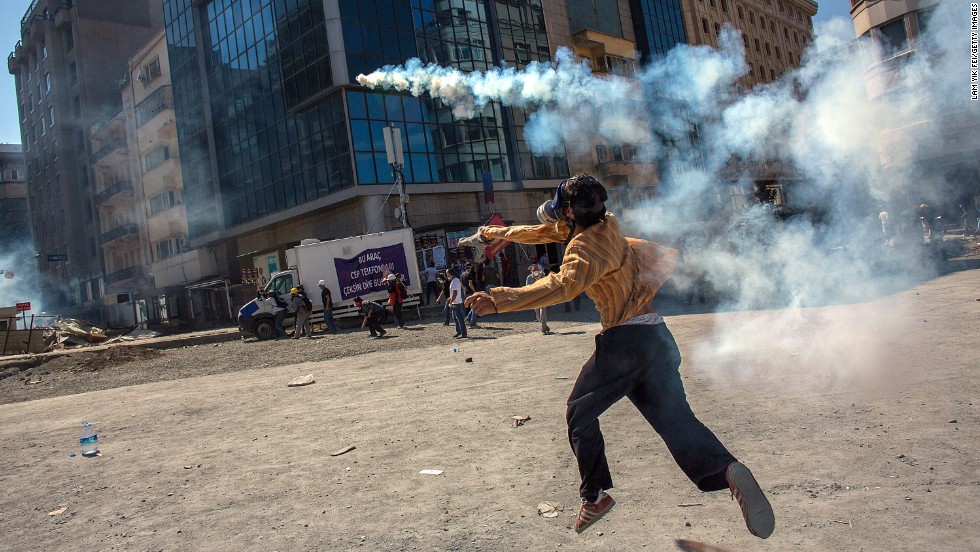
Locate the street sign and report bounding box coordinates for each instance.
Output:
[47,253,68,262]
[15,302,30,312]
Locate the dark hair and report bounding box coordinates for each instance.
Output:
[353,296,363,303]
[564,173,608,228]
[446,267,456,276]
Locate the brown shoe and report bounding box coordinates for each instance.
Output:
[573,492,615,533]
[726,462,775,539]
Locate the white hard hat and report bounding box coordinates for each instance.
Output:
[318,279,325,286]
[387,274,396,281]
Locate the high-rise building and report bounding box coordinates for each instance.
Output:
[679,0,817,87]
[163,0,578,298]
[8,1,164,316]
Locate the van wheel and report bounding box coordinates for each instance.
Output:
[254,319,277,340]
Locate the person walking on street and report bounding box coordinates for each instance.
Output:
[461,174,774,538]
[525,264,550,334]
[447,267,467,338]
[424,262,440,305]
[387,274,406,328]
[318,279,338,334]
[289,287,313,339]
[435,273,452,325]
[354,296,387,337]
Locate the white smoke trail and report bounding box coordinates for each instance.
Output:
[358,3,973,392]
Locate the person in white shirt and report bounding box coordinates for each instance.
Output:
[447,267,467,338]
[424,262,439,305]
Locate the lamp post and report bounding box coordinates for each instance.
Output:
[382,124,409,229]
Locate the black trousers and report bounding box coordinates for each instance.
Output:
[566,323,736,501]
[366,312,385,335]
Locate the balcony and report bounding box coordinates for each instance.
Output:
[99,223,139,246]
[94,179,133,205]
[90,138,126,165]
[106,265,142,285]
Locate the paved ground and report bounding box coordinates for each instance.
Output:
[0,263,977,551]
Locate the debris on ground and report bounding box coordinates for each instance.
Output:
[536,501,564,518]
[48,319,108,345]
[47,504,68,516]
[330,446,355,457]
[287,374,316,387]
[419,469,443,475]
[512,415,531,427]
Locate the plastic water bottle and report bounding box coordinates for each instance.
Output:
[79,422,99,457]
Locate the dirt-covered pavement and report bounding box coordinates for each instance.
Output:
[0,266,977,551]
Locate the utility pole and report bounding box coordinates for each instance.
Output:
[382,125,409,229]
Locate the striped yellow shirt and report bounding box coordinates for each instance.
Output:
[483,213,678,330]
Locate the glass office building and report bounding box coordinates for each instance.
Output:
[628,0,687,62]
[163,0,569,242]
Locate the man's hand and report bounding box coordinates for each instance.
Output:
[464,291,497,316]
[361,318,367,328]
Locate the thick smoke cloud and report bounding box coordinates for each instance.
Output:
[0,242,45,321]
[359,3,971,391]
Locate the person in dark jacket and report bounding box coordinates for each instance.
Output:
[354,296,386,337]
[318,279,338,333]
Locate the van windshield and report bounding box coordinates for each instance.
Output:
[267,274,293,297]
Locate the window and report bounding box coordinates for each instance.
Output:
[721,0,728,13]
[878,18,908,57]
[64,29,74,51]
[737,6,744,19]
[148,190,180,215]
[139,57,162,84]
[67,62,77,85]
[72,96,80,117]
[714,23,721,36]
[750,11,755,24]
[154,236,185,261]
[755,38,761,52]
[760,16,765,29]
[10,169,18,180]
[770,68,776,80]
[48,106,54,127]
[784,26,789,39]
[702,18,709,34]
[596,145,608,164]
[775,46,781,60]
[765,42,771,56]
[144,146,170,172]
[44,72,51,93]
[40,39,47,61]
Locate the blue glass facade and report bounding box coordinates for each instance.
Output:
[629,0,688,61]
[164,0,568,237]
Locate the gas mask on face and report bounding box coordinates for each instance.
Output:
[536,180,569,224]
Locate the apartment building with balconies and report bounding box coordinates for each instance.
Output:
[850,0,979,218]
[124,30,217,325]
[7,0,162,319]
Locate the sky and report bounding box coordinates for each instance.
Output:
[0,1,854,145]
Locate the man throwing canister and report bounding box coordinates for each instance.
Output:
[462,174,775,537]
